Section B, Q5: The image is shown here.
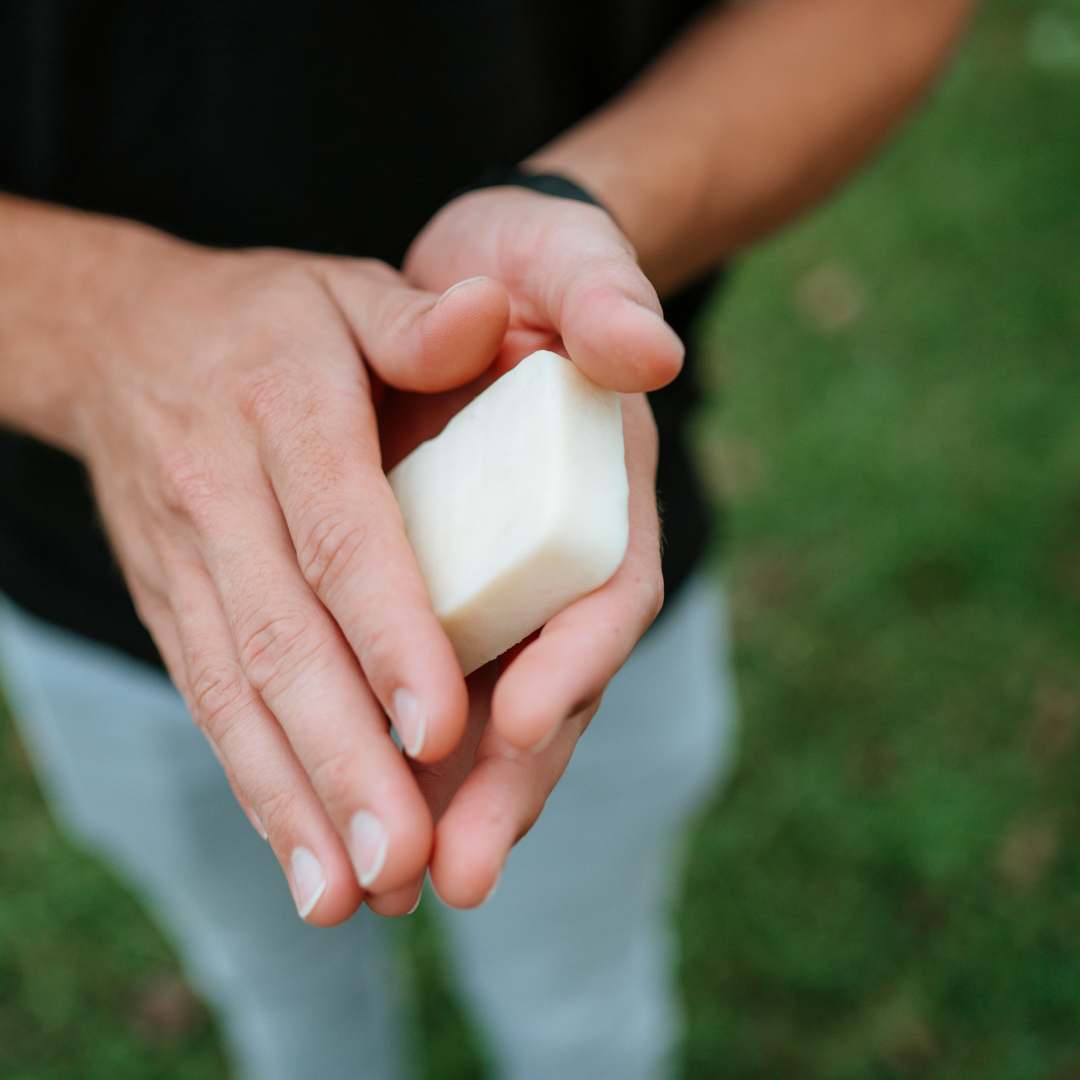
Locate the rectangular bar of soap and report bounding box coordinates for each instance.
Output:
[388,350,628,675]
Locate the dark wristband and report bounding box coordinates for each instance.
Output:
[451,166,616,224]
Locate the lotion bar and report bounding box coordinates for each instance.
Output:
[389,350,629,675]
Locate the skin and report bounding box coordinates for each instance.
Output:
[369,331,665,914]
[0,0,977,923]
[0,194,676,924]
[527,0,979,296]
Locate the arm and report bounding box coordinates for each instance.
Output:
[403,0,976,909]
[528,0,978,294]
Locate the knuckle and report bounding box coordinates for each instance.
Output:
[189,659,252,740]
[514,798,548,846]
[640,573,665,625]
[128,581,165,627]
[652,575,665,620]
[351,256,396,281]
[574,697,602,739]
[384,291,428,339]
[236,608,326,696]
[159,451,220,524]
[236,366,302,430]
[296,510,369,598]
[244,259,326,321]
[307,745,360,812]
[255,783,305,838]
[353,618,397,675]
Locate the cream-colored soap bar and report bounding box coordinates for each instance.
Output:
[389,350,628,675]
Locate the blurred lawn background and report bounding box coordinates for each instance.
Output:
[2,1,1078,1076]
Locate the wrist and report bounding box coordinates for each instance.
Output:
[0,197,192,454]
[525,130,708,297]
[453,166,614,221]
[71,224,208,456]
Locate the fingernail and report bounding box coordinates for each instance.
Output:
[391,688,426,758]
[437,275,489,305]
[407,888,423,916]
[244,804,269,841]
[290,847,326,920]
[530,721,561,755]
[349,810,389,888]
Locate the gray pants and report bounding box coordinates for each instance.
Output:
[0,576,736,1080]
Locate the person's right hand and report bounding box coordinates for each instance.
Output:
[70,232,509,924]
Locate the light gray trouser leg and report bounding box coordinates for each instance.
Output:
[0,601,406,1080]
[435,577,737,1080]
[1,574,736,1080]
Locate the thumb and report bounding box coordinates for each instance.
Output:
[519,202,685,392]
[317,258,510,392]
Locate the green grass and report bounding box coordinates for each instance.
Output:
[2,2,1079,1076]
[684,1,1080,1074]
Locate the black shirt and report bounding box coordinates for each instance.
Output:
[0,1,719,669]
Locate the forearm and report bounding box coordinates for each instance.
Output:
[0,193,177,453]
[527,0,977,295]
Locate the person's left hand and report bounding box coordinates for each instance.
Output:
[364,186,676,913]
[403,185,683,392]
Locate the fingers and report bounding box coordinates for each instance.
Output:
[537,217,684,392]
[148,562,364,926]
[505,194,687,391]
[190,480,437,899]
[491,393,663,750]
[133,591,269,840]
[401,394,662,911]
[366,878,425,918]
[246,357,469,765]
[145,257,511,919]
[368,664,495,918]
[316,258,509,392]
[428,697,601,908]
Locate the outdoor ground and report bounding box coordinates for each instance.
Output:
[2,1,1078,1076]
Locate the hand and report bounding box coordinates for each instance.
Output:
[364,188,674,912]
[71,232,512,924]
[373,391,664,915]
[404,186,684,391]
